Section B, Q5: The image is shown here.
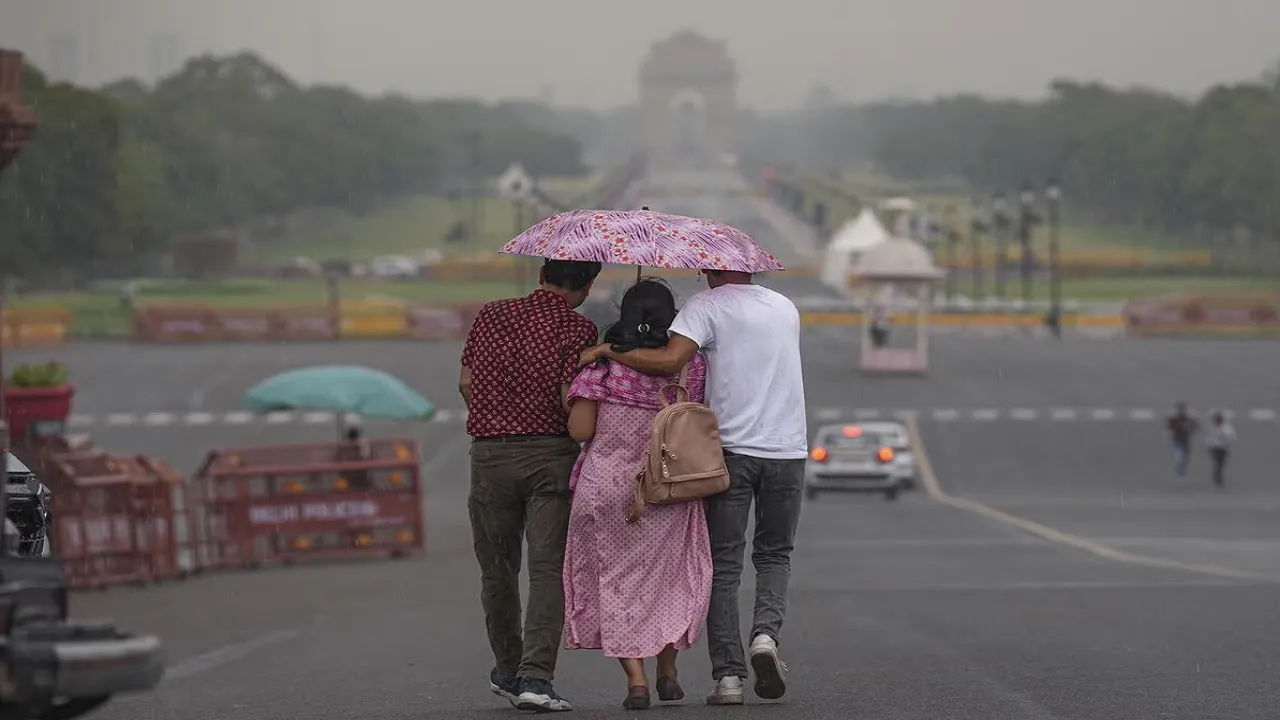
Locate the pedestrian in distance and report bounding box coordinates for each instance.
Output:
[580,267,807,706]
[562,279,713,710]
[1205,410,1235,488]
[459,258,603,713]
[1166,402,1199,482]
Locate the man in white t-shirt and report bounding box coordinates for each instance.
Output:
[579,269,807,706]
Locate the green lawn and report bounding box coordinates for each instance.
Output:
[945,275,1276,302]
[13,278,537,337]
[247,174,606,266]
[12,274,1277,339]
[1058,276,1278,300]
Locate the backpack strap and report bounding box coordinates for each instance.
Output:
[659,363,692,406]
[626,473,645,524]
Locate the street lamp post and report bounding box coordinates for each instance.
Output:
[0,49,38,454]
[1045,180,1063,334]
[992,193,1010,299]
[942,205,958,302]
[1017,185,1038,305]
[969,199,988,300]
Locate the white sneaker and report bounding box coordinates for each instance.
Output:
[749,634,788,700]
[704,676,745,705]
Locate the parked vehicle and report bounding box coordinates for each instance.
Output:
[0,452,165,719]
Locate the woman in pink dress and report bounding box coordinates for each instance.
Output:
[564,279,713,710]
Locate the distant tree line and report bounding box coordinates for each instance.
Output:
[0,52,587,283]
[748,70,1280,242]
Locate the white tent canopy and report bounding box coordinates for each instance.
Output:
[821,208,889,291]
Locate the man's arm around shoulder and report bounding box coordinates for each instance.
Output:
[606,334,699,376]
[580,294,709,375]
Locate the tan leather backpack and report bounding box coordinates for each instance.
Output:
[626,364,730,523]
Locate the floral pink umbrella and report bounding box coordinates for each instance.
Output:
[499,208,785,278]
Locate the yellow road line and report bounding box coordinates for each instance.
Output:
[902,415,1267,582]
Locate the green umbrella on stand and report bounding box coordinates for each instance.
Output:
[242,365,435,436]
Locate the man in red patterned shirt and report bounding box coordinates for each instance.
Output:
[459,258,602,713]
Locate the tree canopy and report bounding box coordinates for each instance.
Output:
[806,75,1280,239]
[0,52,587,283]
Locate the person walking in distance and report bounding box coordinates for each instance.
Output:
[580,268,807,705]
[1205,410,1235,488]
[1166,402,1199,482]
[459,259,603,712]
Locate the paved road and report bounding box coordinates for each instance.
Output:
[21,168,1280,719]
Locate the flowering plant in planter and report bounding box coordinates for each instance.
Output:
[5,361,69,389]
[3,361,74,445]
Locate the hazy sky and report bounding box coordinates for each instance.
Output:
[2,0,1278,109]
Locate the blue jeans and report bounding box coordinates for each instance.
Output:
[1172,442,1190,477]
[704,451,805,681]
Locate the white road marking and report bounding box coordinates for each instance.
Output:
[64,406,1280,428]
[850,578,1252,593]
[809,537,1040,549]
[903,416,1266,582]
[164,628,302,682]
[143,412,175,426]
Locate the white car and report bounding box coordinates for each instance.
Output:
[804,422,918,501]
[371,255,420,278]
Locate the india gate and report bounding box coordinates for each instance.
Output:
[638,31,737,168]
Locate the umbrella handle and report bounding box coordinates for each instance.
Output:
[637,207,650,282]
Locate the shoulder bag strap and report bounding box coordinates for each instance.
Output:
[658,362,692,406]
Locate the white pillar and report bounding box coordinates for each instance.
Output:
[917,282,930,368]
[860,284,872,369]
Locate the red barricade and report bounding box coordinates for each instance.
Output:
[131,455,200,580]
[43,451,149,589]
[193,438,425,569]
[29,443,201,590]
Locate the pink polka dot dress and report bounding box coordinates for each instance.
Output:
[562,356,713,659]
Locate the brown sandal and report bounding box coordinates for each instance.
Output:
[623,685,651,710]
[656,676,685,702]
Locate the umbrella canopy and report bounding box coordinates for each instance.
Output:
[242,365,435,422]
[500,208,785,274]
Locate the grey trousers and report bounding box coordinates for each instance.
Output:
[704,451,806,680]
[468,435,577,682]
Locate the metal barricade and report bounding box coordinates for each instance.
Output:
[194,438,424,569]
[42,451,148,589]
[130,455,200,581]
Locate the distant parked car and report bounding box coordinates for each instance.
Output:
[804,422,918,501]
[276,256,322,278]
[371,255,419,278]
